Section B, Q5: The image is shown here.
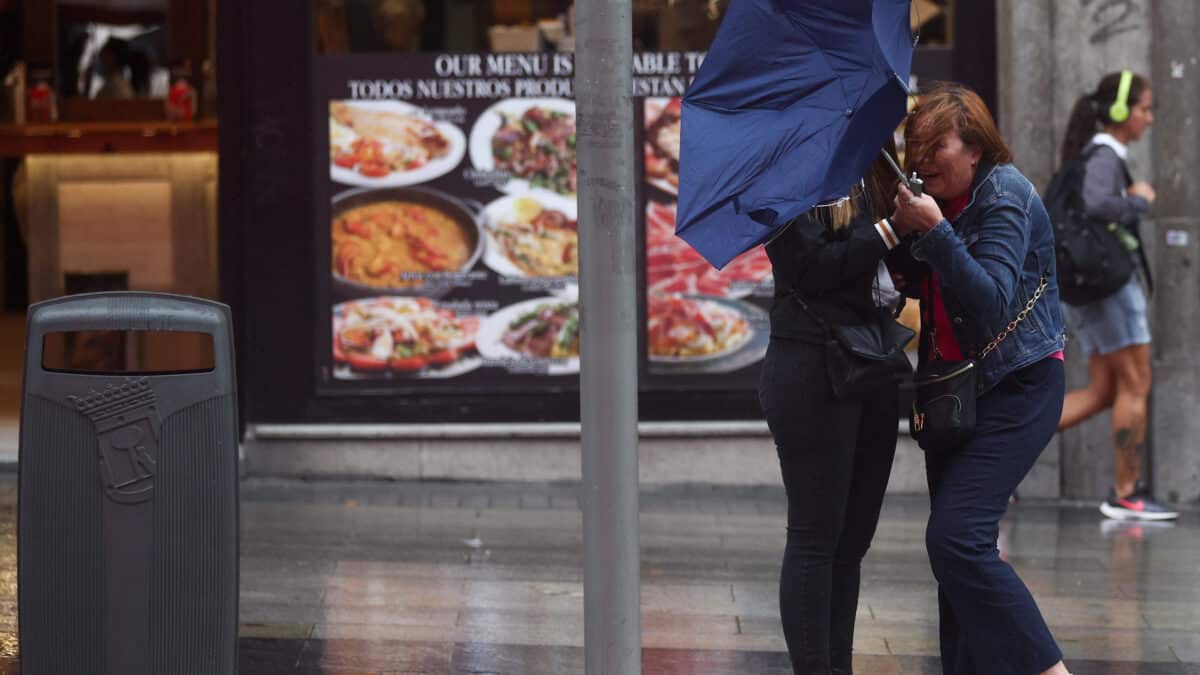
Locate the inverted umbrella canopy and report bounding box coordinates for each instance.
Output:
[676,0,915,269]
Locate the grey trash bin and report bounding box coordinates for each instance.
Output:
[18,292,239,675]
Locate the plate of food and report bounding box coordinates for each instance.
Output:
[468,98,577,211]
[331,186,484,298]
[332,297,482,379]
[329,100,466,187]
[644,97,681,196]
[480,195,578,282]
[647,293,754,364]
[475,297,580,375]
[646,200,773,299]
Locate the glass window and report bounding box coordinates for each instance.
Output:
[316,0,427,54]
[4,0,215,121]
[639,0,727,52]
[313,0,732,55]
[57,0,170,100]
[912,0,953,48]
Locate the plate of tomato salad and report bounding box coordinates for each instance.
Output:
[332,297,482,379]
[329,100,467,188]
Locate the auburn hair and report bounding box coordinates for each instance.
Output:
[903,82,1012,173]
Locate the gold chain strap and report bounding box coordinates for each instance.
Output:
[978,277,1049,360]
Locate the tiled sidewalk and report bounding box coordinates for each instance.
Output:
[1,476,1198,673]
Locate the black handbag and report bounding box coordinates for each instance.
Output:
[911,277,1048,453]
[911,359,977,452]
[792,294,915,399]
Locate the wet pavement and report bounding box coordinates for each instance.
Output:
[0,476,1198,673]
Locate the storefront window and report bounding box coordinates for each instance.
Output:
[317,0,428,54]
[2,0,216,122]
[57,2,169,100]
[639,0,727,51]
[912,0,952,48]
[314,0,729,55]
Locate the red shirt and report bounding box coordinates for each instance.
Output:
[923,194,969,361]
[922,193,1063,362]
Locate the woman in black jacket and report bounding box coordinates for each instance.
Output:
[758,151,904,675]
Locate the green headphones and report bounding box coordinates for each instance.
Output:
[1109,70,1134,124]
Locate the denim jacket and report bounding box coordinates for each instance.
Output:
[908,162,1067,395]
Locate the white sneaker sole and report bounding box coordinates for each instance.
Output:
[1099,501,1179,521]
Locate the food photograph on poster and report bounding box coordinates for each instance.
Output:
[468,97,577,209]
[329,100,466,186]
[330,186,484,298]
[332,296,482,380]
[475,295,580,376]
[480,195,578,285]
[643,96,680,196]
[644,97,772,376]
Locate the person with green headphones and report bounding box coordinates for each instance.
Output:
[1057,71,1177,522]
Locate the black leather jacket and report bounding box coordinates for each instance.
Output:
[766,211,893,344]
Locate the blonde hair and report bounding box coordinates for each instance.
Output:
[811,145,898,232]
[812,194,858,231]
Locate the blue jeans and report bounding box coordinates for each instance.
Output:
[924,357,1065,675]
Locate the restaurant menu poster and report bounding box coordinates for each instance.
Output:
[313,52,773,395]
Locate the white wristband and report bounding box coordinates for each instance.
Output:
[875,218,900,250]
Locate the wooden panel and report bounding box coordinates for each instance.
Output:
[59,97,166,122]
[56,5,165,25]
[0,121,218,156]
[22,153,217,302]
[0,312,21,421]
[492,0,533,25]
[21,0,55,66]
[204,175,218,297]
[23,156,60,302]
[57,179,175,290]
[314,0,349,54]
[167,0,209,65]
[168,152,218,299]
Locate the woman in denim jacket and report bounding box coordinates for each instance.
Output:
[888,83,1072,675]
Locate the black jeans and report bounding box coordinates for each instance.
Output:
[759,337,899,675]
[925,357,1065,675]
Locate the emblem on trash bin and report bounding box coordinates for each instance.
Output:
[69,378,160,504]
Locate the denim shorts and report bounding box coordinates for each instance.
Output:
[1063,277,1151,356]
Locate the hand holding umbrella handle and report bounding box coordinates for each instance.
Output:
[892,183,943,236]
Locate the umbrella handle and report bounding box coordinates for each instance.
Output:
[908,173,924,197]
[880,149,924,197]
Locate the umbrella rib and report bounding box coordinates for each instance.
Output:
[785,8,894,112]
[789,20,855,111]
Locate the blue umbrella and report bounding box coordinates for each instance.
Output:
[676,0,916,269]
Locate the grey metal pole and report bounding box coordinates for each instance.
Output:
[1149,0,1200,504]
[574,0,642,673]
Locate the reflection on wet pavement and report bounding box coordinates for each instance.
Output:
[0,477,1197,673]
